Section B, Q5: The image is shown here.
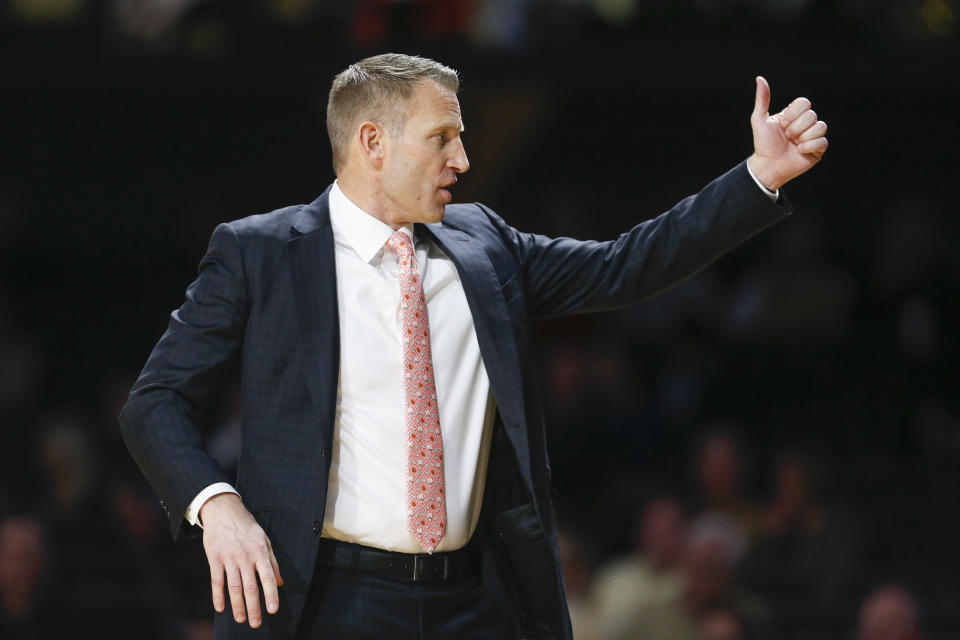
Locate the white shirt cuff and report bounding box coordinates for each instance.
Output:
[746,162,780,201]
[184,483,240,528]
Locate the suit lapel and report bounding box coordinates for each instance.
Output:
[284,197,533,493]
[422,223,534,492]
[287,188,340,439]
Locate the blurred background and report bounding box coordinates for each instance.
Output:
[0,0,958,638]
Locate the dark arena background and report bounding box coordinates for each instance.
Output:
[1,1,959,639]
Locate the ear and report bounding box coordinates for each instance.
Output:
[357,121,386,170]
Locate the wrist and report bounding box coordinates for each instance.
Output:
[746,154,784,192]
[198,492,243,526]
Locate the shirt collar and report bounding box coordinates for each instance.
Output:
[329,181,414,264]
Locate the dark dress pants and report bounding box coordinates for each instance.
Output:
[295,564,516,639]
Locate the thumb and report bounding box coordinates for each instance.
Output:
[752,75,770,121]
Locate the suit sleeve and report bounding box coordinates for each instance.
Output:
[497,161,792,319]
[120,222,249,540]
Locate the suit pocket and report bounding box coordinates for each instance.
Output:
[494,503,559,631]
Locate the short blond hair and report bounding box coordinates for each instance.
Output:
[326,53,460,174]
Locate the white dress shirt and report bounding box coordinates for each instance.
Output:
[185,167,777,540]
[186,182,496,553]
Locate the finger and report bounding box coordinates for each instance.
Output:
[798,137,828,156]
[225,562,247,624]
[269,544,284,587]
[240,561,262,628]
[778,97,812,129]
[785,110,818,139]
[210,561,226,613]
[796,120,827,143]
[257,555,280,616]
[752,76,770,121]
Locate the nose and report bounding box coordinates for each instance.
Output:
[450,137,470,174]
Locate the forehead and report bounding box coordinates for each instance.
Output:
[405,80,462,127]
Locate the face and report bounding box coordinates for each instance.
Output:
[640,499,685,569]
[699,436,741,503]
[377,80,470,225]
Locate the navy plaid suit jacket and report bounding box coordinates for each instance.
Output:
[120,161,790,639]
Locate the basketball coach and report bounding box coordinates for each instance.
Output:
[120,53,828,639]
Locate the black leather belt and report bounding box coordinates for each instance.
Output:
[315,537,477,583]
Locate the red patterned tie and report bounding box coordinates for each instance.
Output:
[387,230,446,554]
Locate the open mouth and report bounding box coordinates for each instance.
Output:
[438,178,456,202]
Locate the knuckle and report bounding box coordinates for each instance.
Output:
[245,583,260,595]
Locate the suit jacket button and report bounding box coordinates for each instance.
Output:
[313,520,321,534]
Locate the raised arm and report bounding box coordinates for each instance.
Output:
[509,76,827,319]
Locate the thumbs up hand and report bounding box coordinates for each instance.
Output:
[746,76,828,192]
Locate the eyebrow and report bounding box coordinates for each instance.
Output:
[431,121,464,134]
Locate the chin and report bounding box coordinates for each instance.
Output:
[424,205,446,223]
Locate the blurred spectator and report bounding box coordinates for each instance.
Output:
[690,425,760,544]
[856,584,923,640]
[0,515,66,639]
[558,527,603,640]
[34,415,171,638]
[593,496,687,639]
[683,516,768,628]
[38,415,99,520]
[740,448,863,634]
[110,479,164,546]
[596,514,774,640]
[613,513,773,640]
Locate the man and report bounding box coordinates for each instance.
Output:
[593,497,687,639]
[120,53,827,639]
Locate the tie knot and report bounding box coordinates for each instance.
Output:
[387,229,415,262]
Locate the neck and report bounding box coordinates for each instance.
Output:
[336,171,404,230]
